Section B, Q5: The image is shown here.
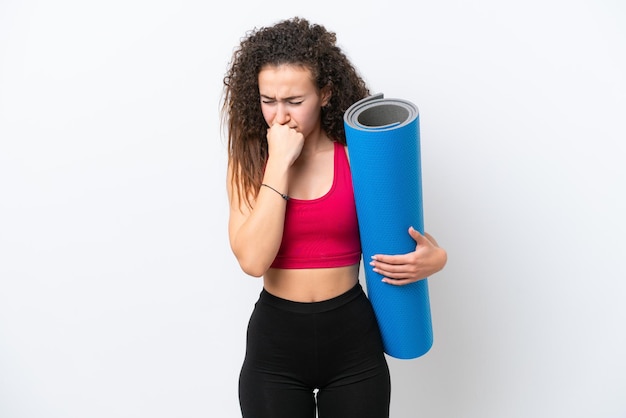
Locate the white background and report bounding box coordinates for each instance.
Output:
[1,1,625,417]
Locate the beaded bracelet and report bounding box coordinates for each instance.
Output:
[261,183,289,200]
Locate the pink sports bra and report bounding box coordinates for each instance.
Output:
[270,142,362,269]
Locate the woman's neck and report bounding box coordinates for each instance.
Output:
[300,128,333,157]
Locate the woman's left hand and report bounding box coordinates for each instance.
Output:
[369,227,447,286]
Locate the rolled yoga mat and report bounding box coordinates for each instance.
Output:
[344,93,433,359]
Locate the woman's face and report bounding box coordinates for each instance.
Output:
[258,64,330,139]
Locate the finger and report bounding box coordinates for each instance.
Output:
[381,277,423,286]
[371,262,410,276]
[376,268,426,281]
[423,231,439,247]
[409,227,432,246]
[408,226,422,240]
[370,254,405,266]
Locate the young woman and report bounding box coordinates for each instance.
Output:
[222,17,447,418]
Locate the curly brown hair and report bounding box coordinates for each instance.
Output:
[221,17,369,208]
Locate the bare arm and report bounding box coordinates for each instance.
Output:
[227,124,304,277]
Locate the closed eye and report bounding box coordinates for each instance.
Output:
[260,95,304,105]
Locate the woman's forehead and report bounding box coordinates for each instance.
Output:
[258,65,316,95]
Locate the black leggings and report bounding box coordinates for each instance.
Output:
[239,283,391,418]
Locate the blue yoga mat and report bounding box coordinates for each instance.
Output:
[344,93,433,359]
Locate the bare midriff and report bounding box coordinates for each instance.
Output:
[263,263,360,302]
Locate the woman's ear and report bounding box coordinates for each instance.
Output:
[321,85,332,107]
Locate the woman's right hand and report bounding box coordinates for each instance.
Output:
[266,123,305,167]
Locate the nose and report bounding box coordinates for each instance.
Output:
[274,103,290,125]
